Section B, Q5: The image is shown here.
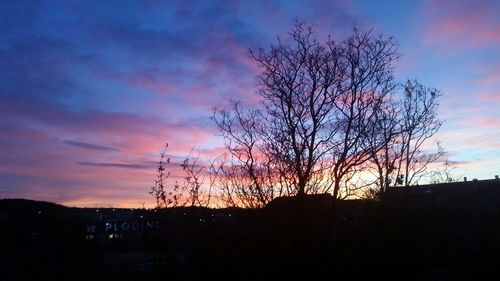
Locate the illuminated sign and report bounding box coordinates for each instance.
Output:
[85,220,160,238]
[105,221,160,232]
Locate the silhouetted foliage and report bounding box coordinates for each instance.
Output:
[150,143,171,208]
[150,144,215,208]
[181,149,213,207]
[430,160,462,184]
[212,101,278,207]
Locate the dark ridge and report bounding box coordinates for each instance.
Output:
[0,198,67,214]
[1,179,500,280]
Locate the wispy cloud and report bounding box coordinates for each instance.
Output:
[64,140,120,152]
[422,0,500,51]
[76,161,151,169]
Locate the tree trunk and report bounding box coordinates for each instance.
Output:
[297,178,306,197]
[332,178,340,200]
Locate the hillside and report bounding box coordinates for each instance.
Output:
[1,179,500,280]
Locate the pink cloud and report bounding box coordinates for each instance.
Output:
[0,96,223,207]
[422,0,500,51]
[478,91,500,103]
[0,126,215,208]
[126,69,176,94]
[471,63,500,86]
[438,124,498,151]
[476,117,500,129]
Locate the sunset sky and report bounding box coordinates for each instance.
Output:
[1,0,499,208]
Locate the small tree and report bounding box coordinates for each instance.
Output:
[181,149,213,207]
[430,160,462,184]
[369,80,444,194]
[150,144,216,208]
[212,102,277,207]
[398,80,444,186]
[150,143,171,208]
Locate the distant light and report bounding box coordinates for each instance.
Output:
[37,210,42,215]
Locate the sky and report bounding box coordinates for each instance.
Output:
[1,0,499,208]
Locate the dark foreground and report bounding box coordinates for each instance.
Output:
[2,180,500,281]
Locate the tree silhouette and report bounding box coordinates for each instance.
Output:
[398,80,443,186]
[181,149,214,207]
[150,144,210,208]
[430,159,462,184]
[150,143,170,208]
[328,26,398,199]
[213,21,407,203]
[212,101,277,207]
[369,80,443,194]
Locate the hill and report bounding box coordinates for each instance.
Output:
[1,179,500,280]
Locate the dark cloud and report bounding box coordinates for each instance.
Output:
[0,96,165,136]
[63,140,120,151]
[446,159,480,166]
[77,161,151,169]
[0,35,82,102]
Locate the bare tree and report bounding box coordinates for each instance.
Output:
[213,22,344,203]
[369,80,444,194]
[328,27,398,199]
[213,22,401,204]
[212,101,277,207]
[250,22,346,198]
[429,159,462,184]
[181,149,214,207]
[150,143,185,208]
[397,80,444,186]
[368,96,403,194]
[150,144,216,208]
[150,144,168,208]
